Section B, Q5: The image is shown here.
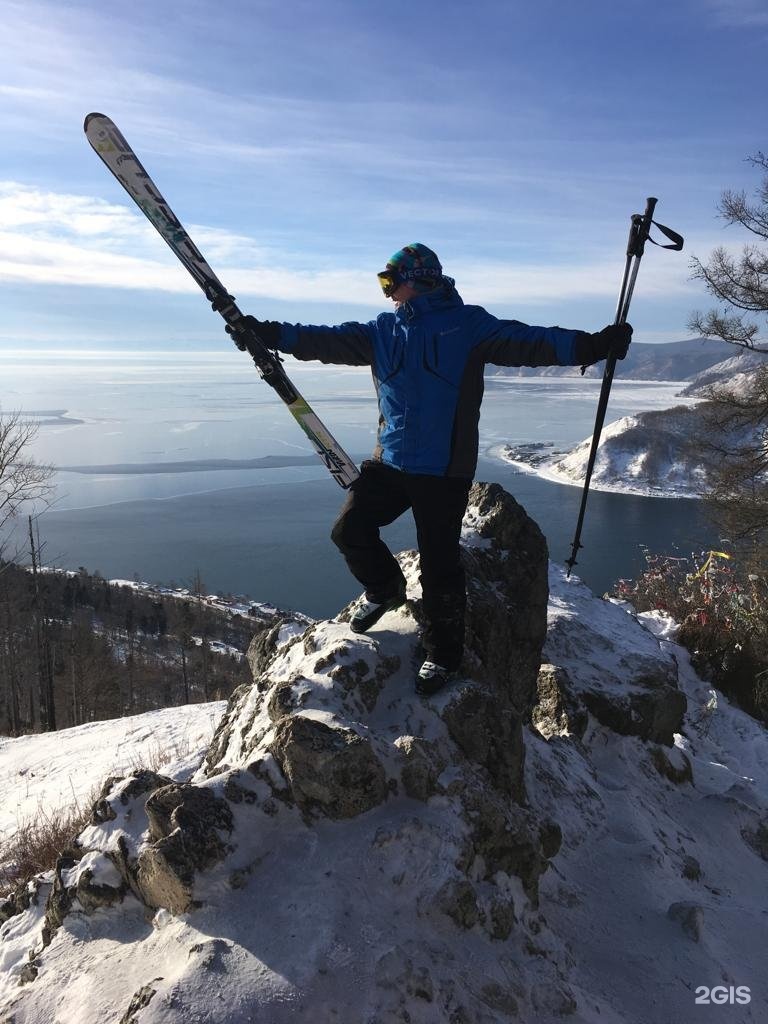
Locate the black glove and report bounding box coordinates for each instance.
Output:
[575,322,632,365]
[225,315,282,352]
[211,291,236,313]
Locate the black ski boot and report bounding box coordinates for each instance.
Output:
[415,660,456,696]
[350,581,407,633]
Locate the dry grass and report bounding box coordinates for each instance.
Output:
[0,733,207,899]
[615,549,768,722]
[0,800,93,897]
[127,731,200,775]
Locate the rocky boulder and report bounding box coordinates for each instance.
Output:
[269,714,388,820]
[534,569,686,745]
[135,784,235,914]
[462,481,550,720]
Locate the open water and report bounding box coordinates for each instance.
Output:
[1,351,715,617]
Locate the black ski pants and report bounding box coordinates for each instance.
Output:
[331,460,471,669]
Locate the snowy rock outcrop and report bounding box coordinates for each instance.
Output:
[203,481,550,810]
[2,482,565,1022]
[536,568,686,745]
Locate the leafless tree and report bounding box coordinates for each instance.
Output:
[688,152,768,353]
[0,411,53,537]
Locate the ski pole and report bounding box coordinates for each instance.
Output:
[565,198,683,576]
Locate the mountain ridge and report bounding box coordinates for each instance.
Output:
[493,337,743,381]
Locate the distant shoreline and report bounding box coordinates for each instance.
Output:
[58,454,331,475]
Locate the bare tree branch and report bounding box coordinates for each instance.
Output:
[687,309,765,349]
[0,411,54,535]
[718,152,768,239]
[689,153,768,352]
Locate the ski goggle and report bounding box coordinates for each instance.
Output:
[377,268,403,297]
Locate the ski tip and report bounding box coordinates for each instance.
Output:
[83,112,107,132]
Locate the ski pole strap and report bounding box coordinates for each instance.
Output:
[647,219,684,251]
[626,199,683,258]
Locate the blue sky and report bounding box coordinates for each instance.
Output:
[1,0,766,352]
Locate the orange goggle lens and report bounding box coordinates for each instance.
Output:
[377,269,402,297]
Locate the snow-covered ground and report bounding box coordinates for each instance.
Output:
[0,704,226,843]
[534,571,768,1024]
[1,564,767,1022]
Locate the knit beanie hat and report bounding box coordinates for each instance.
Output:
[385,243,443,293]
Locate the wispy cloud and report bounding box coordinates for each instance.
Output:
[0,182,705,308]
[0,231,194,291]
[703,0,768,27]
[453,259,697,305]
[0,183,149,237]
[0,182,191,290]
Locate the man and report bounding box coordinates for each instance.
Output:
[234,243,631,696]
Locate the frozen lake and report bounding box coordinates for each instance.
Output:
[1,350,715,616]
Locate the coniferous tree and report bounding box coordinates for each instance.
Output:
[689,152,768,353]
[688,153,768,559]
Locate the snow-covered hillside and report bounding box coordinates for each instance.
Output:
[0,704,226,844]
[502,408,708,498]
[501,359,767,499]
[680,349,767,397]
[1,485,766,1023]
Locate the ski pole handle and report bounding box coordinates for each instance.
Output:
[628,197,658,258]
[614,197,660,327]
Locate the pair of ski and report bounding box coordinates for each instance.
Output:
[84,113,359,489]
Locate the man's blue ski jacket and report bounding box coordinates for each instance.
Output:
[277,282,587,478]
